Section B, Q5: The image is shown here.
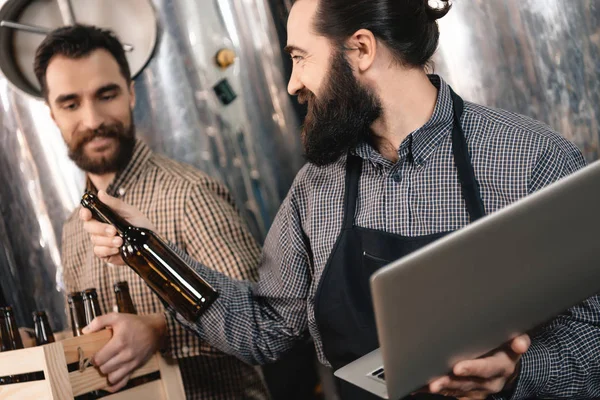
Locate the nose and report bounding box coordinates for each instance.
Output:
[80,103,105,131]
[287,67,304,96]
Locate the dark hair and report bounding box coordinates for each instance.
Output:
[34,24,131,98]
[312,0,451,67]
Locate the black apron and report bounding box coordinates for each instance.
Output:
[314,89,486,399]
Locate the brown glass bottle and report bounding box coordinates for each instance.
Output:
[33,311,55,345]
[114,281,137,314]
[3,306,23,350]
[0,310,13,384]
[81,192,218,322]
[82,288,103,325]
[0,310,11,352]
[68,292,87,337]
[1,307,25,383]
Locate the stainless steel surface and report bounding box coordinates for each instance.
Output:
[0,21,134,51]
[0,20,49,34]
[433,0,600,161]
[0,0,303,330]
[2,0,156,94]
[56,0,75,25]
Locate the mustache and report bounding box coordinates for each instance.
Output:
[297,89,315,105]
[73,123,123,149]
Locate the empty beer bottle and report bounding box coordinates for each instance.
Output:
[114,281,137,314]
[3,306,23,350]
[0,310,10,352]
[0,310,12,384]
[68,292,86,337]
[82,288,103,324]
[1,306,25,383]
[33,311,55,345]
[81,192,218,322]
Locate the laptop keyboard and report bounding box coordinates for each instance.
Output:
[369,367,385,381]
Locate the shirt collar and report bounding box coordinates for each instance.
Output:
[353,74,455,168]
[86,138,152,197]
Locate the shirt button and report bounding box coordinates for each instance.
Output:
[181,346,189,354]
[392,172,401,183]
[117,188,126,197]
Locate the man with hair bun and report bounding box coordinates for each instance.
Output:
[82,1,600,399]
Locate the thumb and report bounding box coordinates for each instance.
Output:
[510,334,531,354]
[82,312,120,334]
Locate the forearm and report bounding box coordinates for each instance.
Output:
[497,296,600,399]
[167,243,307,365]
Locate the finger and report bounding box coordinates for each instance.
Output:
[83,219,117,237]
[90,234,123,248]
[437,376,487,393]
[98,349,134,375]
[453,352,508,379]
[429,376,450,393]
[79,207,92,221]
[94,337,126,367]
[106,368,131,392]
[83,313,120,334]
[93,245,121,258]
[510,334,531,354]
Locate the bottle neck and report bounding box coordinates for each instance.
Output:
[81,192,130,236]
[116,291,137,314]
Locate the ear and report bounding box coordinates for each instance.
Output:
[345,29,377,73]
[128,80,136,110]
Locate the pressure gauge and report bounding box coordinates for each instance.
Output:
[0,0,158,98]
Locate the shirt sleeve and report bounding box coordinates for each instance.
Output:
[502,140,600,399]
[161,176,264,359]
[168,179,312,365]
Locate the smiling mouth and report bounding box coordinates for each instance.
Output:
[85,136,116,152]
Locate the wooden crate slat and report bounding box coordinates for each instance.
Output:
[157,356,186,400]
[62,329,113,364]
[69,355,159,397]
[0,380,51,400]
[101,380,165,400]
[0,347,45,376]
[42,341,73,399]
[0,330,185,399]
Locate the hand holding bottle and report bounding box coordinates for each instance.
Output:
[80,190,155,265]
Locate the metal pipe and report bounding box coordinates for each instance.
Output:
[56,0,76,25]
[0,20,49,35]
[0,20,134,51]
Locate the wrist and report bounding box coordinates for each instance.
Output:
[146,313,168,352]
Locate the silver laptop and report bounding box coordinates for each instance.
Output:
[335,159,600,399]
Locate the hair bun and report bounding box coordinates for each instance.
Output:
[425,0,452,22]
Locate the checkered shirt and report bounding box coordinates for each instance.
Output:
[169,75,600,399]
[61,139,269,399]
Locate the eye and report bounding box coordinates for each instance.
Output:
[100,93,117,101]
[291,55,304,64]
[62,102,79,111]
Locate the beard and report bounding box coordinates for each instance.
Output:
[67,117,136,175]
[298,49,382,167]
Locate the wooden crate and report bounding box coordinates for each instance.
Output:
[0,329,185,400]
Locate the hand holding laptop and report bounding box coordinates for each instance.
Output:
[423,334,530,399]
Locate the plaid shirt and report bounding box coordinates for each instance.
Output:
[61,139,269,399]
[170,75,600,399]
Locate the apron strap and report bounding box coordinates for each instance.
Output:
[342,154,363,230]
[343,87,485,227]
[449,88,486,222]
